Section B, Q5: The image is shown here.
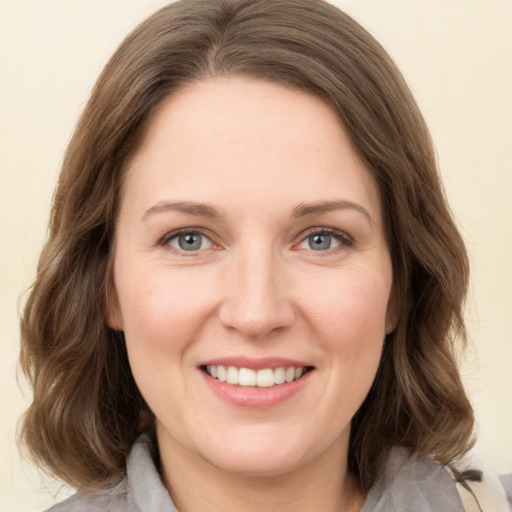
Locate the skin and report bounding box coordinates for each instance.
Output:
[108,77,395,512]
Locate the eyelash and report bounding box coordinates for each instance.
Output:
[158,227,354,256]
[299,227,354,254]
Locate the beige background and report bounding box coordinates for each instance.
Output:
[1,0,511,510]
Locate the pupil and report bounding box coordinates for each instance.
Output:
[310,234,331,251]
[179,233,202,251]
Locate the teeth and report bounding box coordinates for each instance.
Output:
[256,368,274,387]
[226,366,238,384]
[217,365,226,383]
[274,367,285,385]
[238,368,256,386]
[205,365,308,387]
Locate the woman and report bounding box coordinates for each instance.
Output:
[18,0,494,510]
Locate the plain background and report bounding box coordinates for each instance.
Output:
[1,0,511,510]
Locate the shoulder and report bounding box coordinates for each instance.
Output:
[44,475,129,512]
[44,487,128,512]
[362,448,511,512]
[44,434,176,512]
[362,448,466,512]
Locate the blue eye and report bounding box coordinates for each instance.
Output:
[308,233,334,251]
[298,230,347,252]
[168,231,212,252]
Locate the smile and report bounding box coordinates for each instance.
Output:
[204,365,312,388]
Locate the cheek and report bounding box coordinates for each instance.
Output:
[114,267,214,412]
[291,268,391,450]
[303,268,392,348]
[298,264,391,413]
[116,264,214,346]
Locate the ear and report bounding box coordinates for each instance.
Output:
[106,283,124,331]
[385,282,398,335]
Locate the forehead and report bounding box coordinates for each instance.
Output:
[124,77,382,222]
[136,77,355,165]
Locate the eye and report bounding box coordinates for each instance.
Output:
[166,230,213,252]
[297,229,352,252]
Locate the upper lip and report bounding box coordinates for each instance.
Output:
[198,357,313,371]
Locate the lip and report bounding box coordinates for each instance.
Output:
[199,358,314,408]
[198,356,311,371]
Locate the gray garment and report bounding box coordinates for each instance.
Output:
[359,449,465,512]
[47,435,466,512]
[500,473,512,508]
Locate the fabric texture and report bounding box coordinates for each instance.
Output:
[46,435,477,512]
[499,473,512,511]
[359,449,466,512]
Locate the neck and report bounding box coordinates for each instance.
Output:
[157,429,365,512]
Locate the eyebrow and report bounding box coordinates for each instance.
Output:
[142,199,373,224]
[291,200,374,225]
[143,201,223,220]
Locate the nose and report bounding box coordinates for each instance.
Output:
[218,246,295,340]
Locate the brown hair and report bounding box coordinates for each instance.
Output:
[19,0,474,494]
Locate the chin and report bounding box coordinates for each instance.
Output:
[204,448,306,478]
[190,426,327,478]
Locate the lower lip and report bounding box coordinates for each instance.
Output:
[201,370,313,408]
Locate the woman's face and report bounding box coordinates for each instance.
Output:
[109,77,395,479]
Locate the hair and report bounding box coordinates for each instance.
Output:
[19,0,474,494]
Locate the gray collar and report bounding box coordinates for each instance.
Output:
[127,435,179,512]
[360,448,465,511]
[127,435,465,512]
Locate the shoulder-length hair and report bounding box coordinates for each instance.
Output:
[20,0,474,493]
